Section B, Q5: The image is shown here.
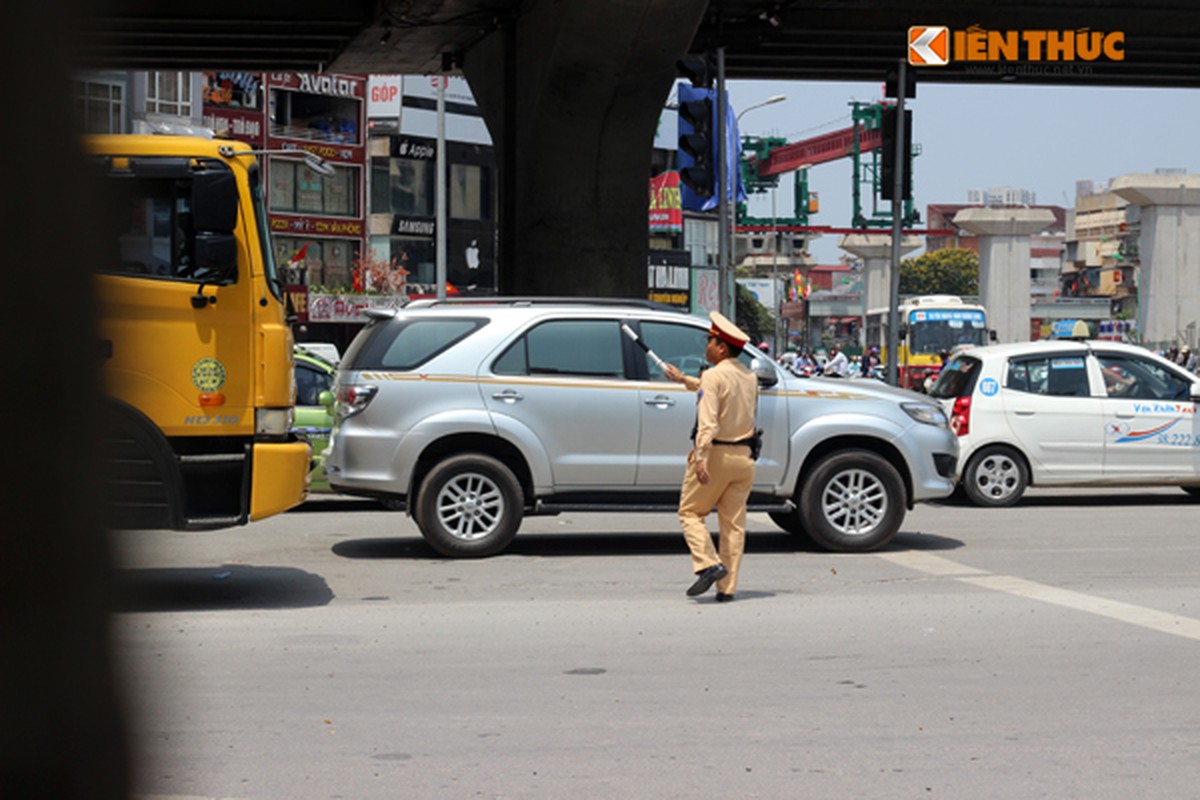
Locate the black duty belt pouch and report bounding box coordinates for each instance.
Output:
[713,428,763,461]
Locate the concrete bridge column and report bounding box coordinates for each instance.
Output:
[953,208,1055,343]
[1111,174,1200,350]
[838,233,921,314]
[462,0,708,297]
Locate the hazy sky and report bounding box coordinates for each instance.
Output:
[724,79,1200,264]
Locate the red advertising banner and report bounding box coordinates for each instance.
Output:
[649,171,683,233]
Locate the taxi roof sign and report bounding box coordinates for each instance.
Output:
[1050,319,1092,339]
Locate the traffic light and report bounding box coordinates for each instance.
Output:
[880,105,912,200]
[677,53,716,88]
[678,87,716,205]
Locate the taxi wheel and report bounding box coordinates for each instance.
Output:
[414,453,523,557]
[963,446,1028,507]
[799,450,905,552]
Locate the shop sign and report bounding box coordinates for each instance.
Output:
[270,215,364,237]
[649,172,682,233]
[202,108,264,146]
[286,285,309,323]
[307,291,406,323]
[391,137,436,160]
[269,73,365,99]
[392,217,435,237]
[368,75,402,118]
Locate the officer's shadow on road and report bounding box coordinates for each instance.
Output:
[331,528,963,561]
[112,565,334,613]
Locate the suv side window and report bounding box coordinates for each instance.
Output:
[348,318,485,371]
[494,319,626,378]
[639,321,707,380]
[1096,353,1193,400]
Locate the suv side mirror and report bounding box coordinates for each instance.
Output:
[751,357,779,388]
[989,329,999,342]
[1190,382,1200,402]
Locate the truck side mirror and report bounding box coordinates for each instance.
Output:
[189,169,239,290]
[194,232,238,279]
[192,169,239,233]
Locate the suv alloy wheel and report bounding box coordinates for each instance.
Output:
[414,453,524,557]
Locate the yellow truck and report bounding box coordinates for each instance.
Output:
[91,134,311,530]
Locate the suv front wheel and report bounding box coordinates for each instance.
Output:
[800,450,905,552]
[414,453,523,557]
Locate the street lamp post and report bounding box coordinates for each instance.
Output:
[729,93,785,331]
[736,94,787,125]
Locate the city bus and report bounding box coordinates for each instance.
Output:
[91,133,311,530]
[866,294,991,390]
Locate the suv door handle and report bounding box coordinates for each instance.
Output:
[644,394,676,408]
[492,389,523,403]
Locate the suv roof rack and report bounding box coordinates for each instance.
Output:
[404,296,686,312]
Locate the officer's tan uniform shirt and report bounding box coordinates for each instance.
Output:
[693,358,757,461]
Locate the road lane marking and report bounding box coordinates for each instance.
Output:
[878,551,1200,642]
[876,551,989,577]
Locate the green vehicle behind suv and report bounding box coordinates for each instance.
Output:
[292,346,336,492]
[324,299,959,557]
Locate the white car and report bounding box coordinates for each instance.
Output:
[929,339,1200,506]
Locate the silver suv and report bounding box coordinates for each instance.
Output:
[324,299,958,557]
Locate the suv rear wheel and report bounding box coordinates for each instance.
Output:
[800,450,905,552]
[414,453,523,557]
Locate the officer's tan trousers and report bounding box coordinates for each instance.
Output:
[678,445,756,594]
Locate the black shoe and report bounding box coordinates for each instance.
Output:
[715,592,735,603]
[686,563,728,596]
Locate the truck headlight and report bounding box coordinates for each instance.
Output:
[256,407,295,437]
[902,402,949,428]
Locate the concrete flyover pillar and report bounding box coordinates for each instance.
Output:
[953,207,1055,343]
[1111,174,1200,350]
[462,0,708,297]
[837,233,921,314]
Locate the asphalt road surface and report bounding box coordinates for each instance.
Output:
[110,488,1200,800]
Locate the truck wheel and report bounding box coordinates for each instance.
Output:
[800,450,905,552]
[414,454,523,557]
[962,446,1027,507]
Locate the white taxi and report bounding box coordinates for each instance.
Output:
[928,340,1200,506]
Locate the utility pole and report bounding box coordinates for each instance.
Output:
[716,47,732,318]
[435,75,447,301]
[886,59,907,386]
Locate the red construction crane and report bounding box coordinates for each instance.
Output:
[756,124,882,177]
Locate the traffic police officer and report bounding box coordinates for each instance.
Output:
[665,312,758,602]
